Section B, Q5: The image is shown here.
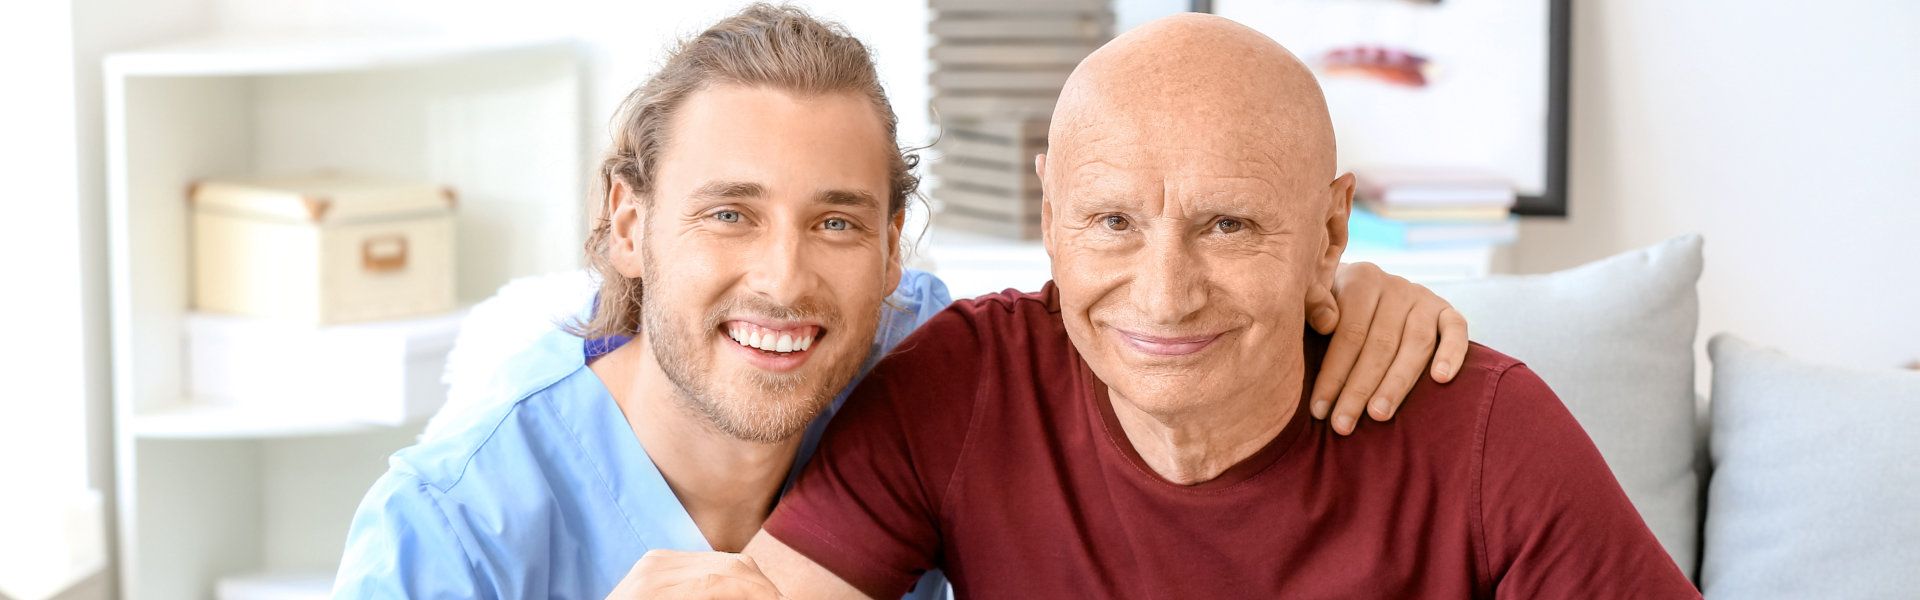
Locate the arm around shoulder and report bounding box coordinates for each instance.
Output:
[1476,364,1699,599]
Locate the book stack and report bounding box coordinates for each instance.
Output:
[1345,168,1520,281]
[927,0,1112,239]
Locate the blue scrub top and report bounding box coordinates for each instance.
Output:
[335,270,954,599]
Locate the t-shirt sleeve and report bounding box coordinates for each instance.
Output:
[334,468,488,599]
[1476,364,1701,598]
[762,305,985,599]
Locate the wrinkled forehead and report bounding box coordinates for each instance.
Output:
[1049,100,1327,210]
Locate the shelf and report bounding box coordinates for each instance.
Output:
[1342,241,1505,283]
[104,30,577,77]
[139,309,468,440]
[132,403,392,440]
[104,28,584,598]
[216,570,333,600]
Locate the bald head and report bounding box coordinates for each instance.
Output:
[1037,14,1356,439]
[1051,13,1336,185]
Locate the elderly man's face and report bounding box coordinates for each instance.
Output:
[1041,109,1348,417]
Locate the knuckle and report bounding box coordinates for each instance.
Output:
[1343,378,1379,400]
[1338,319,1372,339]
[1404,330,1437,351]
[1380,374,1413,396]
[1366,334,1400,356]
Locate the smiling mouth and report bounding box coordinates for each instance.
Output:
[723,321,824,355]
[1114,329,1225,357]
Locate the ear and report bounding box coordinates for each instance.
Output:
[884,204,906,295]
[1036,153,1054,256]
[607,178,647,280]
[1307,173,1355,316]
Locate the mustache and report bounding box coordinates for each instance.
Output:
[705,293,842,330]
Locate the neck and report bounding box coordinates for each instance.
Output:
[590,336,803,552]
[1108,350,1303,486]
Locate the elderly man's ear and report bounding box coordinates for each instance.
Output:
[1036,153,1054,252]
[607,178,647,280]
[1303,173,1357,323]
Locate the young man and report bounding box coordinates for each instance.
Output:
[334,5,1469,598]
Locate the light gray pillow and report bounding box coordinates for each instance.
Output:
[1700,334,1920,598]
[1427,233,1704,578]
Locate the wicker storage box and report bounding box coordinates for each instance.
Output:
[190,174,456,325]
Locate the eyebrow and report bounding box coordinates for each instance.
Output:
[689,181,880,211]
[690,181,766,200]
[821,189,881,211]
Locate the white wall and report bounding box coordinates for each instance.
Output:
[0,0,212,595]
[1513,1,1920,380]
[0,8,95,600]
[207,0,932,159]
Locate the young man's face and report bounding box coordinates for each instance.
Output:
[611,84,903,442]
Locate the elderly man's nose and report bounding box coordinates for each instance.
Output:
[1134,235,1207,324]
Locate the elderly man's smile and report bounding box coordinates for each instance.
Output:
[1110,327,1227,357]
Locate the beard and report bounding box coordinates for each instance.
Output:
[638,247,878,444]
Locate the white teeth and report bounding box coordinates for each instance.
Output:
[726,324,818,353]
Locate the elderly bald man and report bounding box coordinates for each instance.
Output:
[630,13,1699,599]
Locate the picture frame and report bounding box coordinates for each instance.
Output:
[1197,0,1572,216]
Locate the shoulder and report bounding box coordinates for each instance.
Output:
[1413,342,1545,415]
[1365,342,1537,430]
[874,283,1063,377]
[392,364,582,494]
[1445,343,1569,434]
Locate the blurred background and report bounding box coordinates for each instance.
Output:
[0,1,1914,599]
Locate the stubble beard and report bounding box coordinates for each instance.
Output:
[638,246,876,444]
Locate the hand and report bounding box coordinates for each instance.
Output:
[1305,262,1469,436]
[607,549,790,600]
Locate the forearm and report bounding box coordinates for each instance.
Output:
[743,530,876,600]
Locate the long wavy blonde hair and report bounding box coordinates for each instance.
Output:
[571,3,920,340]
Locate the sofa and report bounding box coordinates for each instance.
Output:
[1428,234,1920,598]
[436,234,1920,598]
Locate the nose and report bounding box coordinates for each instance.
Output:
[1132,228,1207,325]
[741,220,815,307]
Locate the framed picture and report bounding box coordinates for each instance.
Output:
[1199,0,1571,216]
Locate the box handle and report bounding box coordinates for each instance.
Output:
[362,235,409,273]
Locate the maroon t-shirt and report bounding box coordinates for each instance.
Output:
[764,284,1698,599]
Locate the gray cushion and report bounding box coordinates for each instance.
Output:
[1427,234,1703,578]
[1700,334,1920,598]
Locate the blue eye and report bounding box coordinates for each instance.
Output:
[823,218,849,231]
[1215,218,1244,234]
[1102,215,1130,231]
[714,210,741,223]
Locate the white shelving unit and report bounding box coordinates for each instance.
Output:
[104,32,586,599]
